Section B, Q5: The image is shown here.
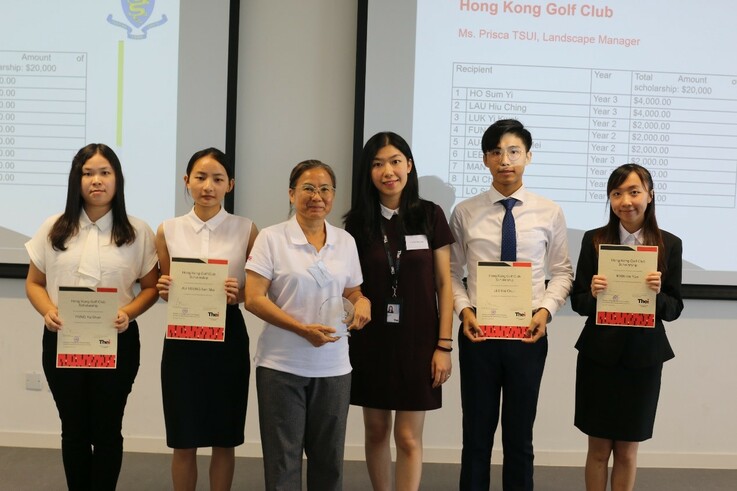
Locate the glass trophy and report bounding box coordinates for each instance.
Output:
[318,296,354,337]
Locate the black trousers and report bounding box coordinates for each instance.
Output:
[458,327,547,491]
[42,322,140,491]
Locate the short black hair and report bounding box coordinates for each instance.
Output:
[481,119,532,153]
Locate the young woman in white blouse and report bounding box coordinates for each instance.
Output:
[25,143,159,491]
[155,148,258,491]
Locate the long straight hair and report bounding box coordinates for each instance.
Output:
[343,132,431,249]
[593,163,667,271]
[48,144,136,250]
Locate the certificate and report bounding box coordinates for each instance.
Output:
[56,286,118,368]
[596,244,658,327]
[476,261,532,339]
[167,257,228,341]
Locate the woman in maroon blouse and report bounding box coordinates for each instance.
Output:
[344,132,455,490]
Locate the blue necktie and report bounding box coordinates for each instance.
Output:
[500,198,518,261]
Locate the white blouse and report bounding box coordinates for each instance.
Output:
[619,223,644,245]
[25,210,158,306]
[162,207,253,287]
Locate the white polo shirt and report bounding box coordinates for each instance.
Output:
[25,210,158,306]
[246,216,363,377]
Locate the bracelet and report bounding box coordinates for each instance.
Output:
[436,345,453,352]
[438,337,453,342]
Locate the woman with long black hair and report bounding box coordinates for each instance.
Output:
[25,143,158,490]
[344,132,454,491]
[571,163,683,491]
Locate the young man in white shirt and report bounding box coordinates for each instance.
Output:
[449,119,573,490]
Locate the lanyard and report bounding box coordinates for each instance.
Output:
[379,220,402,298]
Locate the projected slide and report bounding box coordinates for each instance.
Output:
[364,0,737,286]
[0,0,179,264]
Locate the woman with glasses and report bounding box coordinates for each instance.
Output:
[245,159,371,491]
[571,163,683,491]
[155,148,258,491]
[343,132,454,491]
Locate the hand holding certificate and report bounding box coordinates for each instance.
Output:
[476,261,532,339]
[57,287,118,368]
[167,257,228,341]
[596,245,658,327]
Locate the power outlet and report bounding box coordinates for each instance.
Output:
[25,372,43,391]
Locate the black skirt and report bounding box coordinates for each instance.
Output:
[574,352,662,442]
[161,305,250,448]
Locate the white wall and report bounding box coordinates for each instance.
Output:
[2,0,736,470]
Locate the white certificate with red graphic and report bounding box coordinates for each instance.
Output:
[166,258,228,341]
[596,244,658,327]
[476,261,532,339]
[57,286,118,368]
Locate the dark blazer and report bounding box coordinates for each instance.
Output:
[571,228,683,367]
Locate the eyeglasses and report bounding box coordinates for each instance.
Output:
[486,147,525,162]
[296,184,335,198]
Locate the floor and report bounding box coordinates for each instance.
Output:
[1,446,735,490]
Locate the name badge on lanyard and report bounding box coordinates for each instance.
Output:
[385,298,403,324]
[381,221,403,325]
